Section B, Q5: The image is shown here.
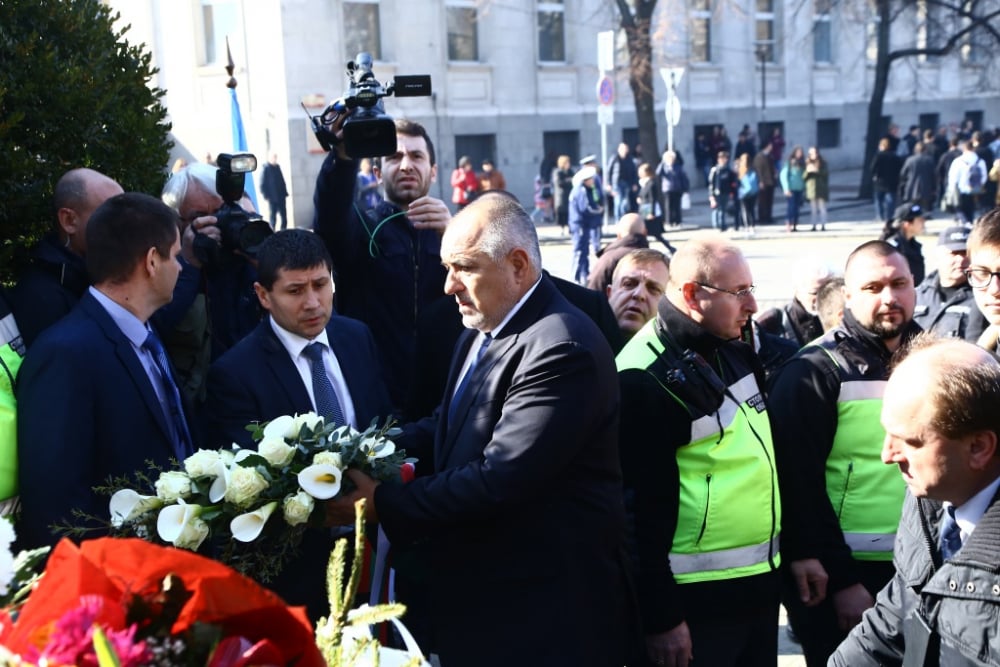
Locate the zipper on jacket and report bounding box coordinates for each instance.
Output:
[696,473,712,544]
[836,461,854,519]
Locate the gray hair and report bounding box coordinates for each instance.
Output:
[469,191,543,271]
[161,162,217,213]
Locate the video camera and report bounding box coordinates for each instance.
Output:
[192,153,273,267]
[306,52,431,158]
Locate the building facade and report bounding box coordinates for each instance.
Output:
[108,0,1000,228]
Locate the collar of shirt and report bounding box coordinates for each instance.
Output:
[948,474,1000,542]
[89,286,150,349]
[268,315,331,358]
[456,276,542,383]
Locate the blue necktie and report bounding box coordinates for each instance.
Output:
[939,505,962,561]
[303,342,345,426]
[448,334,492,424]
[142,330,193,460]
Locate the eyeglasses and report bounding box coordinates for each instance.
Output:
[694,282,756,299]
[964,268,1000,290]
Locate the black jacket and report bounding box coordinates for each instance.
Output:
[757,297,824,348]
[913,271,988,342]
[312,152,447,411]
[619,299,778,634]
[767,311,921,586]
[7,235,88,349]
[885,231,926,286]
[831,486,1000,666]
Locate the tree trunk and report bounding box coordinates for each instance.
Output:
[616,0,659,166]
[859,0,892,200]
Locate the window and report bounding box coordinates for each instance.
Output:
[343,0,381,61]
[755,0,776,62]
[537,0,565,62]
[915,0,937,61]
[816,119,840,149]
[813,0,832,63]
[919,113,939,134]
[543,131,579,169]
[454,134,495,171]
[446,1,478,61]
[690,0,712,63]
[866,15,880,64]
[201,0,238,65]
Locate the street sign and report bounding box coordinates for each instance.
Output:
[659,66,685,87]
[598,31,615,73]
[597,105,614,126]
[596,76,614,105]
[667,95,681,126]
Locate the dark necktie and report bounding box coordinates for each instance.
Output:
[142,330,193,460]
[939,505,963,561]
[448,334,492,424]
[303,342,345,426]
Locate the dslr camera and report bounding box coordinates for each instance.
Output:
[308,51,431,158]
[192,153,273,267]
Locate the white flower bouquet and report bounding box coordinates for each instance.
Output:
[106,414,412,581]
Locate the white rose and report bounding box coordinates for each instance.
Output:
[224,466,269,508]
[262,415,298,441]
[184,449,226,478]
[257,436,297,468]
[155,471,192,501]
[174,517,210,551]
[312,451,343,469]
[293,412,324,434]
[282,491,315,526]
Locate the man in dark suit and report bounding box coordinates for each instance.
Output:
[203,229,391,448]
[332,193,634,667]
[203,228,393,620]
[17,193,192,548]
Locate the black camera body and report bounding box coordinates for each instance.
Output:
[193,153,273,268]
[309,52,431,158]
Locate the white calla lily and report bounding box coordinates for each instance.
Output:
[262,415,297,440]
[109,489,163,528]
[362,436,396,460]
[230,501,279,542]
[209,460,230,503]
[297,464,343,500]
[156,501,202,544]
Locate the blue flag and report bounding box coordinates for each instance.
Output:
[229,87,260,211]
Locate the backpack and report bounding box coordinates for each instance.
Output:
[968,160,984,192]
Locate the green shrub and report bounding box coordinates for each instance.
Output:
[0,0,172,284]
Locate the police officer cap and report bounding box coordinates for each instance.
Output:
[579,155,598,166]
[937,225,971,251]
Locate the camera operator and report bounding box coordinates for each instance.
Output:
[157,162,263,405]
[313,114,450,411]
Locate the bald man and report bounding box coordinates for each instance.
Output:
[617,232,801,667]
[8,168,123,347]
[586,213,649,292]
[832,337,1000,665]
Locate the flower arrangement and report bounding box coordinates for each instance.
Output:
[105,414,412,581]
[0,536,325,667]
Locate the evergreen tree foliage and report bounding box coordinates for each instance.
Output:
[0,0,172,283]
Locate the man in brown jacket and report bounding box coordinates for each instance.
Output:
[753,143,778,224]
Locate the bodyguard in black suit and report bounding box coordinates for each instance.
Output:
[204,229,392,619]
[17,193,193,549]
[333,193,634,667]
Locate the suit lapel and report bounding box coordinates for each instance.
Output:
[326,319,366,425]
[257,320,313,413]
[81,293,175,452]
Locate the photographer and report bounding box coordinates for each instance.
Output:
[157,162,263,405]
[313,115,449,412]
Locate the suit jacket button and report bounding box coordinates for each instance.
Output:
[966,582,976,593]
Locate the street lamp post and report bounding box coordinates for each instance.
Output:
[755,44,768,116]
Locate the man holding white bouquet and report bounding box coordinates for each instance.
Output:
[204,229,392,619]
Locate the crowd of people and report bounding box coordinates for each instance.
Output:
[5,109,1000,667]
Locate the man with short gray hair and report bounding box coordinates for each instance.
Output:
[913,224,986,341]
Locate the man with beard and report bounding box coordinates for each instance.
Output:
[767,241,921,666]
[313,118,451,411]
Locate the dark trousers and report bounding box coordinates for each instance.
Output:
[757,185,775,223]
[782,559,895,667]
[268,198,288,230]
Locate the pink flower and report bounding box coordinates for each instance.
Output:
[26,595,150,667]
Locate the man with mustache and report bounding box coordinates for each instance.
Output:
[768,240,921,666]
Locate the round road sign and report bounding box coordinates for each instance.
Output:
[597,76,614,105]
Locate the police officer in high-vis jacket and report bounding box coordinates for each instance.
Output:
[617,232,826,667]
[0,293,24,515]
[768,240,921,667]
